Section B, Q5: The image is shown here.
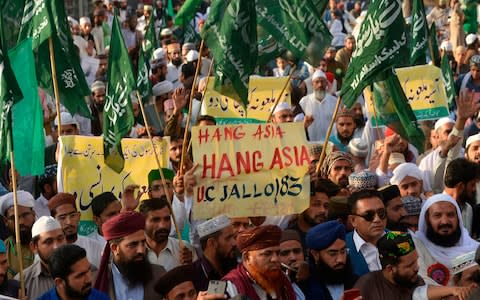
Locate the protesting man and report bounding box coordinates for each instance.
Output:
[378,185,408,231]
[279,230,308,300]
[88,192,122,247]
[224,225,296,299]
[39,244,108,300]
[94,211,166,299]
[319,152,354,189]
[48,193,104,268]
[20,216,66,299]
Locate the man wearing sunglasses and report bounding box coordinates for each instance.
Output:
[345,190,387,277]
[48,193,104,269]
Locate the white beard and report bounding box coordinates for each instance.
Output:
[314,89,326,101]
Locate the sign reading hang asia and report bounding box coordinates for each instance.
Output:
[191,122,310,219]
[364,65,449,125]
[57,135,169,235]
[202,76,291,124]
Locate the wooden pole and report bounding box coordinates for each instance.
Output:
[369,86,384,140]
[178,40,204,176]
[267,65,296,122]
[8,136,24,294]
[315,95,343,175]
[136,91,183,246]
[49,38,62,136]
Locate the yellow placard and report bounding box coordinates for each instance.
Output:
[365,65,449,124]
[202,76,291,121]
[58,136,169,234]
[191,123,310,219]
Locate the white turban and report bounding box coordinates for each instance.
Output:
[152,48,166,61]
[79,17,91,26]
[271,102,291,114]
[434,117,455,131]
[312,70,326,80]
[32,216,62,238]
[152,81,174,96]
[390,162,423,185]
[466,133,480,149]
[186,50,199,62]
[0,191,35,216]
[414,194,479,267]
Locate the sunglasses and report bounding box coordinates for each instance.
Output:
[353,208,387,222]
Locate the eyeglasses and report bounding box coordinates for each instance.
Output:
[353,208,387,222]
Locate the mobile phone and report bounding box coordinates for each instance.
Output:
[207,280,227,295]
[343,288,361,300]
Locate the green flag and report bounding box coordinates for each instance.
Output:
[410,0,428,65]
[137,47,151,105]
[143,13,158,62]
[9,38,45,176]
[0,8,23,165]
[428,23,440,66]
[1,0,25,49]
[104,13,136,173]
[441,54,456,107]
[201,0,257,105]
[167,0,175,17]
[183,21,200,44]
[257,27,283,65]
[340,0,409,108]
[372,71,425,152]
[174,0,202,26]
[256,0,332,66]
[18,0,91,118]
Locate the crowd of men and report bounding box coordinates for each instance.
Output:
[2,0,480,299]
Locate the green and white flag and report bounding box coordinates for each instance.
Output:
[428,23,440,66]
[340,0,409,108]
[143,13,157,62]
[201,0,257,105]
[104,13,136,173]
[410,0,428,65]
[18,0,91,118]
[137,47,151,105]
[10,38,45,176]
[174,0,202,26]
[183,22,200,44]
[256,0,332,66]
[441,54,456,107]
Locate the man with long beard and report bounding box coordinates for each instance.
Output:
[355,231,474,298]
[193,215,238,291]
[330,109,357,152]
[305,220,357,299]
[319,151,354,189]
[413,194,479,286]
[299,70,338,142]
[94,211,165,299]
[224,225,296,299]
[90,81,106,136]
[39,245,108,300]
[139,198,195,271]
[0,190,36,278]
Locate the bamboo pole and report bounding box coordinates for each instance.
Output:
[267,65,296,122]
[49,38,62,136]
[179,39,204,175]
[136,91,183,246]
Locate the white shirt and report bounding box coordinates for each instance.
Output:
[352,230,382,272]
[34,194,50,218]
[147,237,197,271]
[299,93,338,142]
[86,230,107,249]
[74,235,104,268]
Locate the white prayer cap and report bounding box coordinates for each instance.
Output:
[144,4,153,11]
[434,117,455,131]
[271,102,291,114]
[0,191,35,216]
[440,40,452,52]
[197,215,231,239]
[466,133,480,149]
[152,48,166,60]
[312,70,326,80]
[390,162,423,185]
[451,251,478,275]
[104,0,111,5]
[466,33,478,46]
[388,152,406,165]
[68,16,79,26]
[91,80,105,92]
[79,17,91,26]
[152,81,174,96]
[347,138,368,158]
[32,216,62,238]
[186,50,199,62]
[161,28,173,37]
[54,112,79,127]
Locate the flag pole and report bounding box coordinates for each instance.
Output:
[179,39,204,175]
[369,87,383,140]
[136,91,184,246]
[315,95,343,174]
[49,37,62,136]
[267,65,296,122]
[8,134,25,295]
[186,58,215,154]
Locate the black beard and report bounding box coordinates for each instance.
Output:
[215,250,239,275]
[392,272,420,289]
[314,257,351,284]
[426,221,461,247]
[66,233,78,244]
[458,189,476,207]
[387,219,408,232]
[19,227,32,245]
[354,117,365,128]
[337,133,353,145]
[94,102,104,112]
[65,280,92,299]
[172,58,182,67]
[302,210,322,227]
[150,228,169,243]
[115,256,152,285]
